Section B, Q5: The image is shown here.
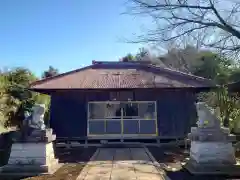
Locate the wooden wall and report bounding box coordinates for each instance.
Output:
[49,89,198,138]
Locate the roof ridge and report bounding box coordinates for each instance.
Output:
[146,63,214,82]
[93,61,214,82]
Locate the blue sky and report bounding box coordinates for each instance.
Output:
[0,0,150,77]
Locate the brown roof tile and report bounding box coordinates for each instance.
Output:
[30,62,216,90]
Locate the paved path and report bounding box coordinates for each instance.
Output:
[77,147,167,180]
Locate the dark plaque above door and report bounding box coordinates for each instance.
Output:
[110,91,134,101]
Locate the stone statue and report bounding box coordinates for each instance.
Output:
[21,104,46,140]
[195,102,221,129]
[185,101,238,174]
[29,104,46,130]
[4,104,60,177]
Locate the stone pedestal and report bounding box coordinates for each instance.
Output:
[0,128,62,179]
[190,141,236,164]
[185,127,240,175]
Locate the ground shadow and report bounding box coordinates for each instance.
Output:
[54,146,97,163]
[165,168,240,180]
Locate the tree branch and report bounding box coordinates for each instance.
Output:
[132,0,212,10]
[128,0,240,55]
[209,0,240,39]
[162,26,208,41]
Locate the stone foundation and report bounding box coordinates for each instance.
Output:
[190,141,236,164]
[0,129,62,178]
[185,158,240,175]
[8,142,57,165]
[185,126,240,175]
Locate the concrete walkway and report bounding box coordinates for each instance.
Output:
[77,147,167,180]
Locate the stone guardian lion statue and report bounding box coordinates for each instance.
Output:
[195,102,221,129]
[22,104,46,139]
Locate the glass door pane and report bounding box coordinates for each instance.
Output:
[88,102,105,135]
[104,102,122,134]
[105,120,121,134]
[123,120,139,134]
[121,102,139,134]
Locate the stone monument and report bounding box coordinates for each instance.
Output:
[185,102,240,175]
[0,104,61,179]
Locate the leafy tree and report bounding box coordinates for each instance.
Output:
[6,68,36,101]
[121,48,156,63]
[0,68,50,128]
[121,53,135,62]
[42,66,59,79]
[192,51,232,84]
[0,74,8,130]
[193,52,240,129]
[158,45,200,72]
[229,68,240,83]
[2,68,36,127]
[121,48,167,67]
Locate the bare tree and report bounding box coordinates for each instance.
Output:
[128,0,240,57]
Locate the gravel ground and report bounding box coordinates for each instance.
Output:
[148,146,240,180]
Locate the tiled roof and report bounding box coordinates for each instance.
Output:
[30,61,217,90]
